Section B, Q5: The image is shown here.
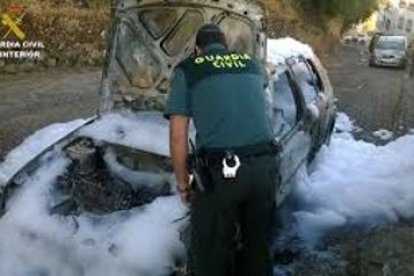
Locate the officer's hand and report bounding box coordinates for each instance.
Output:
[178,186,193,206]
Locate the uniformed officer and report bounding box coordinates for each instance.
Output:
[164,24,278,276]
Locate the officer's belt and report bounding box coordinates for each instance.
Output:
[197,140,279,163]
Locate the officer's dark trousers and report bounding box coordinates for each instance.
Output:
[191,155,278,276]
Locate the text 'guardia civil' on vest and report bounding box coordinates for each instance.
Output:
[194,53,252,69]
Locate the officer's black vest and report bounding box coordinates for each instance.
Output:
[176,50,263,89]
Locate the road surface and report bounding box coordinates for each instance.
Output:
[327,44,414,143]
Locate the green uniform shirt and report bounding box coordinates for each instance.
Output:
[165,44,273,149]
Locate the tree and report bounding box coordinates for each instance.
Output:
[294,0,383,27]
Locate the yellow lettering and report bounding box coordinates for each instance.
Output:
[195,57,205,64]
[240,53,251,60]
[213,60,222,68]
[215,55,224,61]
[238,61,246,67]
[205,55,215,62]
[224,61,233,68]
[231,54,240,60]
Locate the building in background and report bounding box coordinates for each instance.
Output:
[377,0,414,42]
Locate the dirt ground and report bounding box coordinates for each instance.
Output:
[0,68,100,161]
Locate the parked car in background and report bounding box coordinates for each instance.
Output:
[356,33,371,46]
[342,35,353,44]
[369,35,408,69]
[342,31,370,45]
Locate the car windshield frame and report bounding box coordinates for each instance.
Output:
[376,40,405,51]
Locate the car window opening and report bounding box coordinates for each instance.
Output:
[272,72,300,137]
[291,60,319,105]
[218,14,255,55]
[306,59,324,92]
[376,41,405,51]
[116,23,162,89]
[161,10,204,56]
[139,8,179,39]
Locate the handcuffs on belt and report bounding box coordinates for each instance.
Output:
[222,151,241,179]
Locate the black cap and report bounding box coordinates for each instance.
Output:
[195,24,226,49]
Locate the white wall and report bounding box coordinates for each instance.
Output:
[377,0,414,42]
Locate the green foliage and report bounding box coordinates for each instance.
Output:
[84,0,111,7]
[294,0,382,25]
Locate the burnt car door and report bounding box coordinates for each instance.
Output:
[269,69,312,205]
[288,56,328,153]
[310,57,336,144]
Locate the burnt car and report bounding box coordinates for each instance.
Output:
[267,39,336,204]
[0,0,335,225]
[0,1,336,274]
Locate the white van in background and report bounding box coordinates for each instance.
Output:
[369,35,408,69]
